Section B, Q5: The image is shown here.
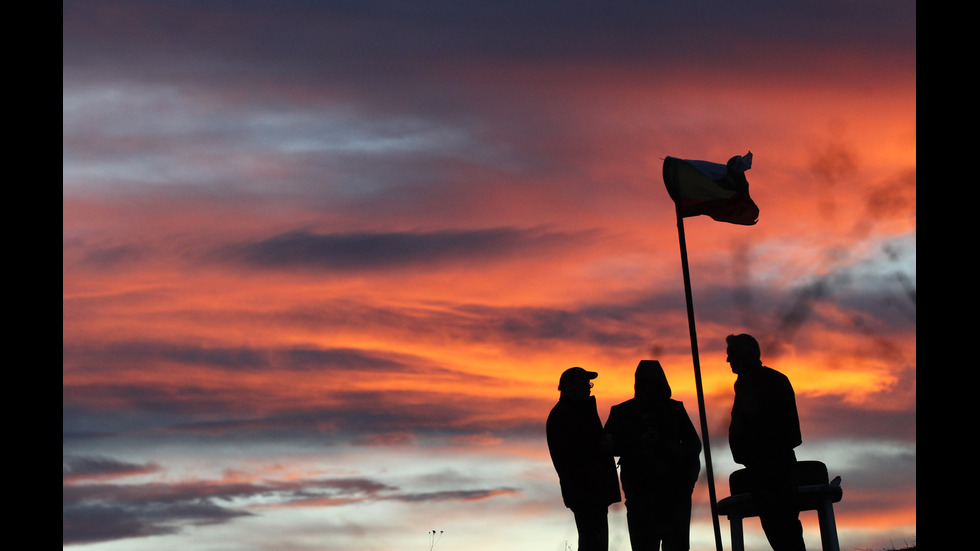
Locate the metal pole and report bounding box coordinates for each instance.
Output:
[676,205,724,551]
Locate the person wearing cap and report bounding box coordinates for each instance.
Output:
[604,360,701,551]
[726,334,805,551]
[546,367,622,551]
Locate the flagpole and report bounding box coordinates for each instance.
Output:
[675,204,724,551]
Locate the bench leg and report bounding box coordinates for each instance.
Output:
[729,516,745,551]
[816,499,840,551]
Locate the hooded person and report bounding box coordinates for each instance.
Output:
[546,367,622,551]
[604,360,702,551]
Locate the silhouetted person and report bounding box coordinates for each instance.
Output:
[727,334,806,551]
[547,367,622,551]
[604,360,701,551]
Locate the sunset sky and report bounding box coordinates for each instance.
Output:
[63,2,915,550]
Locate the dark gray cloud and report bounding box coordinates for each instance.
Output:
[65,341,269,370]
[64,384,551,447]
[62,473,388,545]
[64,455,163,483]
[393,487,521,502]
[63,341,430,373]
[802,395,916,443]
[63,500,249,545]
[221,227,587,271]
[78,243,150,269]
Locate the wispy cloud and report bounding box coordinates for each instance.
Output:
[63,455,521,546]
[221,227,592,271]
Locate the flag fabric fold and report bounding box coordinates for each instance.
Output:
[663,152,759,225]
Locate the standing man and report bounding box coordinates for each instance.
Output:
[726,334,806,551]
[547,367,622,551]
[604,360,701,551]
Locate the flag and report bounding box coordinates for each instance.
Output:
[663,151,759,225]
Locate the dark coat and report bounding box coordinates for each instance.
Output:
[546,396,622,509]
[729,365,802,466]
[604,397,701,501]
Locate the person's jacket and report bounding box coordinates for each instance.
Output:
[729,365,802,466]
[605,397,702,499]
[546,395,622,509]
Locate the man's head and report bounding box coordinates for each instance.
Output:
[558,366,597,398]
[634,360,671,401]
[726,333,762,374]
